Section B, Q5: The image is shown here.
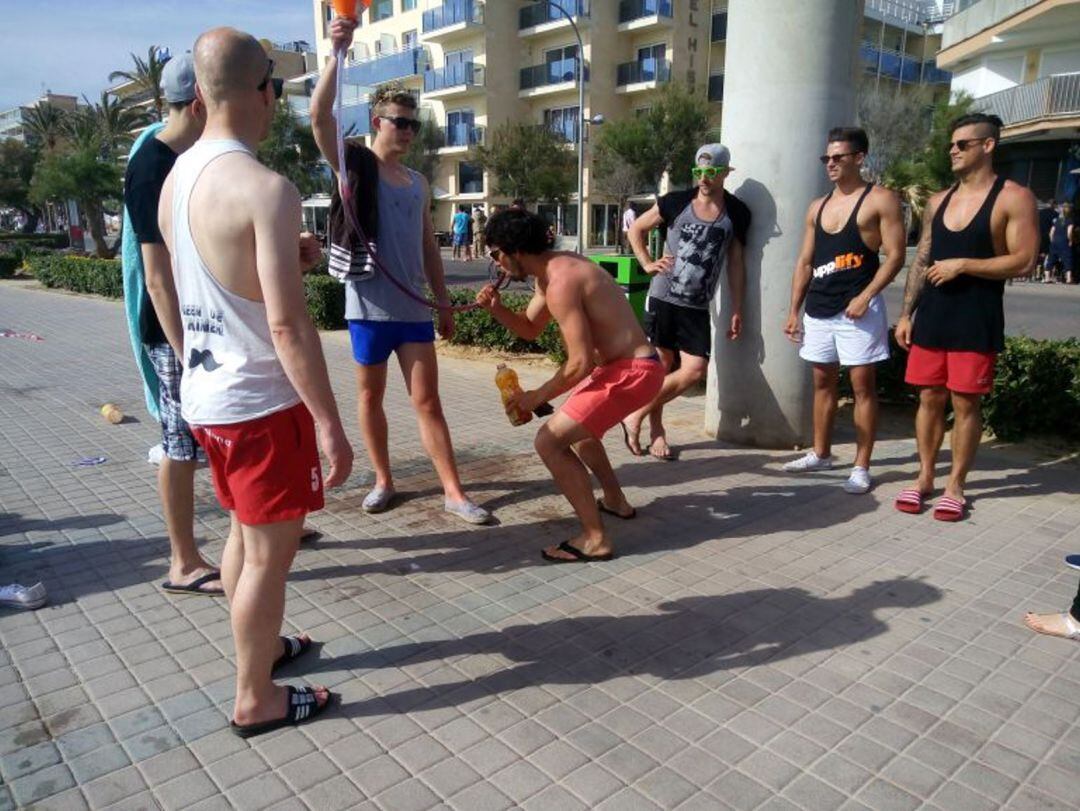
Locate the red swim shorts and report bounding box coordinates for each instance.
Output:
[904,344,997,395]
[561,356,665,439]
[192,402,324,526]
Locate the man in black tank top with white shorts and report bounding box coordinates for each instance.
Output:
[783,128,906,494]
[894,114,1038,521]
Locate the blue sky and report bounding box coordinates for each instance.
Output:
[1,1,316,110]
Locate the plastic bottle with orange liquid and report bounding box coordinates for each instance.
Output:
[495,364,532,426]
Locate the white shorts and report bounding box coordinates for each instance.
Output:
[800,294,890,367]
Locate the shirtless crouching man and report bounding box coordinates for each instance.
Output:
[476,210,664,562]
[159,28,352,736]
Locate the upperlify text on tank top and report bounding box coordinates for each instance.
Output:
[813,253,865,279]
[182,303,225,336]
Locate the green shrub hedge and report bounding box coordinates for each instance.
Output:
[0,251,21,278]
[27,254,124,297]
[304,272,346,330]
[442,288,567,363]
[838,330,1080,442]
[21,255,1079,442]
[0,232,70,249]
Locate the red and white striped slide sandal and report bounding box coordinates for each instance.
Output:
[933,495,967,522]
[894,488,928,515]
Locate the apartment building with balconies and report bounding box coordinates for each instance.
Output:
[938,0,1080,200]
[309,1,955,249]
[0,93,79,144]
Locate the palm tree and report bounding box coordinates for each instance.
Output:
[109,46,169,122]
[86,92,150,155]
[20,103,68,150]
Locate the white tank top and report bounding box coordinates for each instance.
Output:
[171,139,300,425]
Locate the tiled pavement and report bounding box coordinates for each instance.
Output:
[1,282,1079,811]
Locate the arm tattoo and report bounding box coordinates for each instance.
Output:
[900,203,935,318]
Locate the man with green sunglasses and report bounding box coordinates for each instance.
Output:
[625,143,750,460]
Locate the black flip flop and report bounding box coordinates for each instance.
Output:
[620,422,644,457]
[541,541,615,564]
[231,685,335,739]
[301,527,322,543]
[596,498,636,520]
[161,571,224,596]
[272,635,313,674]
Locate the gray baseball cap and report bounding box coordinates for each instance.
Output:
[162,53,196,104]
[695,143,732,168]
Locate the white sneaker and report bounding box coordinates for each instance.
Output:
[843,466,872,494]
[783,451,833,472]
[0,582,47,611]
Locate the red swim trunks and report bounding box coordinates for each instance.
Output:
[192,402,324,526]
[561,355,665,439]
[904,344,997,395]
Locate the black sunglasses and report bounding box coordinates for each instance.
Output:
[378,115,421,134]
[819,151,860,165]
[257,60,284,99]
[948,137,989,152]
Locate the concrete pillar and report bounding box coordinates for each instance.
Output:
[707,0,863,448]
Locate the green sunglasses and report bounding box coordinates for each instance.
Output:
[692,165,729,179]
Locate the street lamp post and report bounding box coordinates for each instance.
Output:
[531,0,586,252]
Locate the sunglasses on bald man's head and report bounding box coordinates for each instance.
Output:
[379,115,421,133]
[257,59,284,99]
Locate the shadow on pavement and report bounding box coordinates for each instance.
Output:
[319,578,943,718]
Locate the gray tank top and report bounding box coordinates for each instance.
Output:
[345,168,430,323]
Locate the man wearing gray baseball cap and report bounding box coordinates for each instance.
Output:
[624,143,750,460]
[122,52,221,595]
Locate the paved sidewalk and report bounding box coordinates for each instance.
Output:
[1,283,1079,811]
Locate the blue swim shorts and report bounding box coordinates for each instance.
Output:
[348,319,435,366]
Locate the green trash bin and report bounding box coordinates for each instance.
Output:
[589,254,651,324]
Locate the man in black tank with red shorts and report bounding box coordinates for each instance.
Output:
[784,127,906,494]
[895,113,1038,521]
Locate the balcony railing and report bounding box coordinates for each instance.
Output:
[618,0,672,24]
[518,0,587,30]
[616,58,671,86]
[708,74,725,102]
[340,101,372,137]
[977,73,1080,128]
[519,0,588,30]
[343,47,425,87]
[860,43,951,85]
[422,0,482,34]
[424,62,483,93]
[440,123,485,148]
[520,58,587,90]
[712,11,727,42]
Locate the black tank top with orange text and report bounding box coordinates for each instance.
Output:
[806,184,880,318]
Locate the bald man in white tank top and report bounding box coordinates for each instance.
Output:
[158,28,352,737]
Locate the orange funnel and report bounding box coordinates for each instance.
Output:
[332,0,363,19]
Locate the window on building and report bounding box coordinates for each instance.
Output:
[543,106,580,143]
[402,29,418,49]
[546,44,579,64]
[403,0,418,9]
[590,204,620,247]
[372,0,393,22]
[537,203,578,237]
[459,162,484,194]
[446,109,475,147]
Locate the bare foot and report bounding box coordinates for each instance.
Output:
[233,683,331,726]
[166,565,222,594]
[541,533,613,562]
[599,495,635,519]
[1023,612,1080,641]
[621,418,644,456]
[649,433,673,461]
